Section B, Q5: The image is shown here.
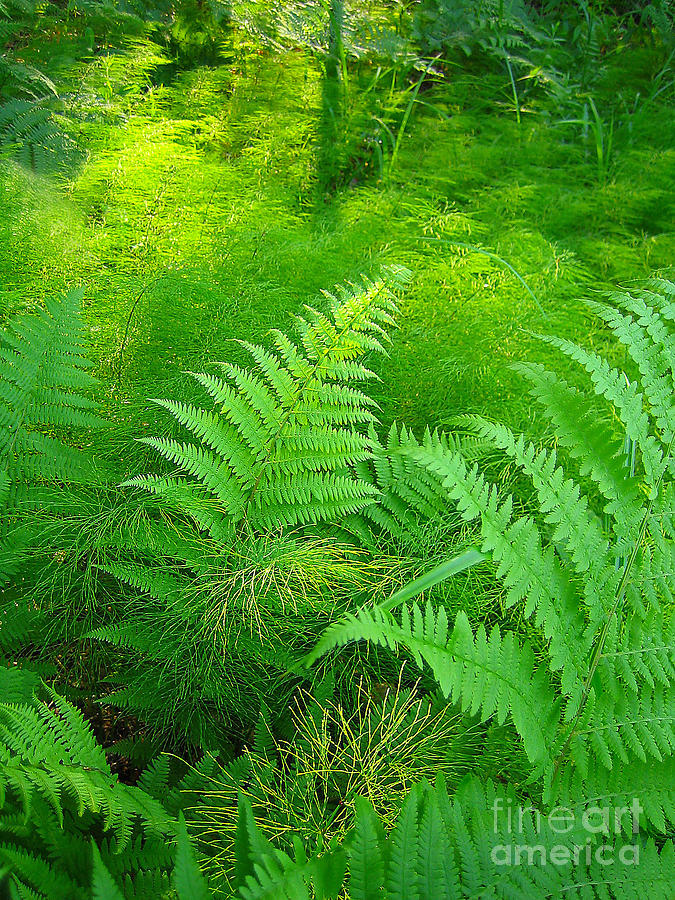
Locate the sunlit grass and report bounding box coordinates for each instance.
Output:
[2,41,672,459]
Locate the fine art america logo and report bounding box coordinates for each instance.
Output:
[491,798,642,867]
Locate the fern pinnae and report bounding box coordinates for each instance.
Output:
[416,793,454,900]
[553,447,673,783]
[463,415,617,625]
[0,843,81,900]
[0,673,174,893]
[217,362,284,435]
[143,395,259,513]
[611,288,675,377]
[236,278,393,518]
[235,340,297,406]
[586,296,675,446]
[513,361,646,539]
[94,561,184,606]
[348,796,385,900]
[119,474,232,540]
[385,786,422,900]
[304,604,396,668]
[412,434,589,710]
[0,290,102,499]
[149,397,258,479]
[307,278,675,802]
[307,600,558,767]
[529,333,666,485]
[348,423,459,547]
[137,436,245,513]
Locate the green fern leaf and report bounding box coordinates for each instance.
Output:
[91,844,125,900]
[348,796,385,900]
[173,814,211,900]
[130,268,410,531]
[386,786,422,900]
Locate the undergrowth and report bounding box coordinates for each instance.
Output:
[0,1,673,897]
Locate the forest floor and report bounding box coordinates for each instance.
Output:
[1,35,674,470]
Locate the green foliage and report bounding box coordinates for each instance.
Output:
[310,277,675,821]
[0,670,177,900]
[309,605,559,767]
[233,774,675,899]
[235,792,346,900]
[0,289,101,487]
[414,0,544,60]
[0,289,103,583]
[172,814,212,900]
[0,4,674,898]
[412,0,559,122]
[183,680,491,886]
[77,267,484,749]
[0,98,80,175]
[125,265,411,532]
[73,268,443,746]
[347,422,475,549]
[83,526,324,746]
[0,2,68,173]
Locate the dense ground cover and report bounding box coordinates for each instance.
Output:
[4,10,673,436]
[0,2,674,897]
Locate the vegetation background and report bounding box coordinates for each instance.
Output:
[0,0,674,897]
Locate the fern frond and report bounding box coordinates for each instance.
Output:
[513,361,645,539]
[413,431,590,710]
[588,291,675,446]
[91,844,125,900]
[130,267,410,531]
[0,290,103,583]
[347,422,459,548]
[0,671,176,900]
[348,795,385,900]
[172,814,212,900]
[310,277,675,798]
[464,415,618,628]
[233,774,675,898]
[235,792,346,900]
[307,602,558,767]
[0,98,79,175]
[531,334,666,486]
